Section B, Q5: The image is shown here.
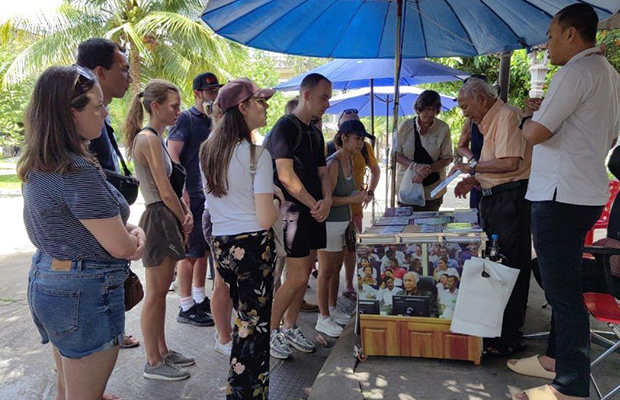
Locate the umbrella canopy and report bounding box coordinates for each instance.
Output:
[327,86,458,117]
[201,0,620,58]
[275,58,469,92]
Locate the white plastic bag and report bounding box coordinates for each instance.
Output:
[398,164,425,206]
[450,257,520,338]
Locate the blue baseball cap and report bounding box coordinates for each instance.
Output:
[338,119,374,139]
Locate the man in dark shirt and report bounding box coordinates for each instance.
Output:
[77,38,132,173]
[167,73,222,327]
[76,38,138,356]
[267,73,333,359]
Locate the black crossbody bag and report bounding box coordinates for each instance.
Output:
[104,125,140,205]
[143,126,186,198]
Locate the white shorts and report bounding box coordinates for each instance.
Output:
[321,221,350,252]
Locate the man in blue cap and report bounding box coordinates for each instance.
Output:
[167,72,223,327]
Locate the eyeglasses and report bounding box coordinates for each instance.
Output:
[338,108,359,125]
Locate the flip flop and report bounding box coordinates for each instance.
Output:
[120,335,140,349]
[102,394,122,400]
[513,385,558,400]
[507,355,556,380]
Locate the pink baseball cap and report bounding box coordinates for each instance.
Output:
[216,77,275,113]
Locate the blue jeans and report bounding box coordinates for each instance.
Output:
[531,201,602,397]
[27,251,129,359]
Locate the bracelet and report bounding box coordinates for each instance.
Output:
[519,115,532,130]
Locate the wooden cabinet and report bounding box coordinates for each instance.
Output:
[360,315,482,365]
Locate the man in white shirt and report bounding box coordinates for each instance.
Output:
[511,4,620,400]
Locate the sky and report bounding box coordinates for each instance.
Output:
[2,0,63,22]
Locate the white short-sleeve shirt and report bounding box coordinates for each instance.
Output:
[206,141,273,236]
[526,47,620,206]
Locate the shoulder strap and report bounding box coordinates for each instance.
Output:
[106,122,132,177]
[282,114,304,152]
[250,144,265,184]
[143,126,175,163]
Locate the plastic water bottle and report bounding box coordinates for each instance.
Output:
[487,234,500,262]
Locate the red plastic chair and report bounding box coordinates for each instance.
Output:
[583,292,620,400]
[585,181,620,245]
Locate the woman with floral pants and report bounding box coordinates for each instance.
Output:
[212,232,275,398]
[200,78,283,399]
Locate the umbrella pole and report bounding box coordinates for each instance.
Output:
[385,99,390,210]
[370,79,376,223]
[390,0,404,208]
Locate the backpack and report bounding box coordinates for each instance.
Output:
[265,114,320,156]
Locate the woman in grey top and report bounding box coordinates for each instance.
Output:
[124,79,194,381]
[315,120,370,338]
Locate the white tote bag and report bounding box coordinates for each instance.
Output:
[450,257,519,338]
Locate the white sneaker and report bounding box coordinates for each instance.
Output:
[213,332,232,358]
[315,316,343,338]
[330,308,352,326]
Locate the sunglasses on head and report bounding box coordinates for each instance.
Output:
[72,65,96,98]
[463,74,488,84]
[338,108,359,124]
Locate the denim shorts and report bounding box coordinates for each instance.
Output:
[27,251,129,359]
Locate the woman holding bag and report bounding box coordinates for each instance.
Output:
[394,90,453,211]
[200,78,282,399]
[124,79,195,381]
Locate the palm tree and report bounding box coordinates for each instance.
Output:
[3,0,245,96]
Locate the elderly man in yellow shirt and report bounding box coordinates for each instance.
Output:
[326,109,380,301]
[454,77,533,357]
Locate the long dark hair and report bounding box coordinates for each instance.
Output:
[17,66,97,181]
[200,104,254,198]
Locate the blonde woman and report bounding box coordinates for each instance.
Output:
[124,79,194,381]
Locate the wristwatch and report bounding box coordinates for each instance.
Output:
[519,115,532,130]
[367,190,374,197]
[468,159,478,175]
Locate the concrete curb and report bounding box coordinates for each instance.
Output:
[308,320,364,400]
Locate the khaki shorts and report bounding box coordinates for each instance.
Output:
[139,202,185,267]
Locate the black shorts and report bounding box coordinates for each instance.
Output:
[186,196,208,258]
[282,200,326,258]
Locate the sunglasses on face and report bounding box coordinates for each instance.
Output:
[251,97,268,107]
[203,87,220,94]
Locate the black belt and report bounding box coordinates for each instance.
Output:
[482,179,528,197]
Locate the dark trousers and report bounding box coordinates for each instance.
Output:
[212,230,275,400]
[531,201,602,397]
[479,184,531,343]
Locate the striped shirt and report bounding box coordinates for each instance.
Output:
[23,154,130,263]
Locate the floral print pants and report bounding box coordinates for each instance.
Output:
[211,230,275,400]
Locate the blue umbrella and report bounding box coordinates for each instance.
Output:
[202,0,620,206]
[275,59,469,92]
[201,0,619,58]
[327,86,458,117]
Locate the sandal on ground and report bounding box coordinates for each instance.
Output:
[513,385,558,400]
[102,394,122,400]
[507,355,556,380]
[342,290,357,301]
[120,335,140,349]
[484,341,515,357]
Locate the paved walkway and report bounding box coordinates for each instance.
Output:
[0,251,342,400]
